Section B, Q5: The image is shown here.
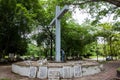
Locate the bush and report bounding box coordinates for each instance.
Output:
[117,67,120,71]
[0,78,11,80]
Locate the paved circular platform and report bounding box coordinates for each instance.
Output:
[12,60,103,79]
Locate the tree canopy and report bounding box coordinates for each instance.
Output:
[0,0,43,57]
[0,0,119,60]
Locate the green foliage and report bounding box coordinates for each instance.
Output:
[0,0,42,57]
[117,67,120,71]
[0,79,10,80]
[33,0,71,59]
[84,42,97,57]
[95,22,120,58]
[0,0,119,60]
[57,0,119,24]
[26,44,40,57]
[113,22,120,31]
[61,20,96,57]
[28,0,120,59]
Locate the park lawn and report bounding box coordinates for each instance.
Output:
[0,78,11,80]
[90,56,104,59]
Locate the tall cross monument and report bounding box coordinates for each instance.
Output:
[49,5,69,62]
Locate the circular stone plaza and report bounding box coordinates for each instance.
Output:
[12,60,103,80]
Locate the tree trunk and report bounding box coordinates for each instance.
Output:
[109,36,114,60]
[50,35,53,60]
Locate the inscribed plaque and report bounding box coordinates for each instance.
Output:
[62,66,72,78]
[29,66,37,78]
[37,67,47,79]
[74,65,82,77]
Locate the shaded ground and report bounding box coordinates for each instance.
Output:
[75,60,120,80]
[0,60,120,80]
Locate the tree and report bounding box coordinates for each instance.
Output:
[33,0,69,60]
[26,43,40,57]
[61,19,97,59]
[0,0,43,58]
[62,0,120,7]
[33,30,55,58]
[28,0,120,60]
[95,22,120,60]
[54,0,119,25]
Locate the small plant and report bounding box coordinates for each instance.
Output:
[117,67,120,71]
[0,78,11,80]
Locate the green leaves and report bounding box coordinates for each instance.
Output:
[61,20,96,56]
[0,0,43,56]
[95,22,120,57]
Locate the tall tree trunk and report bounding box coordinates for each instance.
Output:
[109,37,112,56]
[50,37,52,60]
[103,37,106,59]
[50,34,53,60]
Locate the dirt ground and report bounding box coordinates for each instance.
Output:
[0,60,120,80]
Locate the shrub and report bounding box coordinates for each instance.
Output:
[0,78,11,80]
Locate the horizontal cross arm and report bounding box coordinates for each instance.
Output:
[49,18,56,26]
[57,5,69,19]
[49,5,69,27]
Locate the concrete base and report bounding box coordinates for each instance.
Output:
[12,61,103,79]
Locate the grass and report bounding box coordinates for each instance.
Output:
[0,78,10,80]
[117,67,120,71]
[90,55,104,59]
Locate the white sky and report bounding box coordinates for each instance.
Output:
[71,7,120,44]
[72,8,90,24]
[72,8,119,24]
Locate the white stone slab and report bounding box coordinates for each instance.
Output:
[12,64,30,77]
[48,79,60,80]
[48,68,61,79]
[62,66,72,78]
[74,65,82,77]
[82,66,101,76]
[29,66,37,78]
[37,66,47,79]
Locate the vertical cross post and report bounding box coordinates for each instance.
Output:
[49,5,69,62]
[55,6,61,62]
